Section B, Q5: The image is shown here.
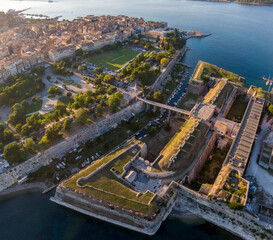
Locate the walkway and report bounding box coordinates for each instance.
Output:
[137,97,191,116]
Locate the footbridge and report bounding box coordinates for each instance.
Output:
[136,97,191,116]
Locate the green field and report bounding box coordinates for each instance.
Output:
[193,61,245,87]
[89,48,139,70]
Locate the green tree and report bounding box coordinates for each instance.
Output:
[96,104,103,114]
[103,74,115,84]
[45,123,62,141]
[63,119,72,131]
[24,138,37,154]
[107,92,123,113]
[3,129,14,143]
[15,123,22,133]
[38,136,50,148]
[153,91,163,103]
[268,105,273,116]
[94,67,103,75]
[4,142,26,164]
[160,57,169,67]
[48,86,62,95]
[75,108,89,124]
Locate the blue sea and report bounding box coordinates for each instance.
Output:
[1,0,273,239]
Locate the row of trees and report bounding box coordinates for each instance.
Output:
[51,60,74,76]
[117,53,159,86]
[0,73,44,106]
[0,123,20,150]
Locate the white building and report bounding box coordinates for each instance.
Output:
[48,45,76,62]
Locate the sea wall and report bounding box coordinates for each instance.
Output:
[175,184,272,240]
[0,101,144,192]
[51,185,176,235]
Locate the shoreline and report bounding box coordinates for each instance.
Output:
[196,0,273,6]
[0,182,47,198]
[0,186,246,239]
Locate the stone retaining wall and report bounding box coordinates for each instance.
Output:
[51,185,172,235]
[176,184,272,240]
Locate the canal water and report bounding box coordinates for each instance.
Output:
[1,0,273,239]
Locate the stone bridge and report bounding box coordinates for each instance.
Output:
[136,97,191,117]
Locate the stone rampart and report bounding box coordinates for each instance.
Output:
[51,185,175,235]
[176,184,272,240]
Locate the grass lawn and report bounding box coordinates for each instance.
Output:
[226,94,248,123]
[193,61,244,87]
[58,96,74,105]
[89,48,139,70]
[158,118,200,169]
[25,100,43,114]
[203,81,226,105]
[63,141,157,212]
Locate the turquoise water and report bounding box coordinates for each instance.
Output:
[0,191,239,240]
[1,1,273,239]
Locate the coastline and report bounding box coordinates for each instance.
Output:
[195,0,273,6]
[0,182,47,198]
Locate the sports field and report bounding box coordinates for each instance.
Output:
[89,48,139,70]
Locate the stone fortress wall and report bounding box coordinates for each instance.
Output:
[175,184,272,240]
[51,180,178,236]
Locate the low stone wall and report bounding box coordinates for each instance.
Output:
[0,101,144,192]
[142,169,175,178]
